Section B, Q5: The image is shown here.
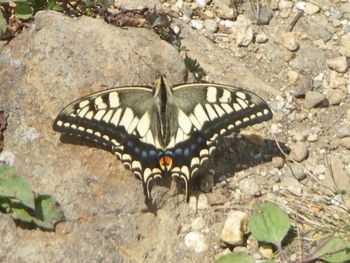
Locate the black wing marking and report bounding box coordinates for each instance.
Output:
[53,86,164,201]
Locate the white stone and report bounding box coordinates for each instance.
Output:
[282,32,299,51]
[185,231,208,253]
[287,70,299,85]
[295,1,306,10]
[326,56,350,73]
[195,0,207,8]
[305,3,320,15]
[223,20,234,28]
[197,194,209,210]
[221,211,248,245]
[191,20,204,30]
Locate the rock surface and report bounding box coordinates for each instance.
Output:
[1,0,350,261]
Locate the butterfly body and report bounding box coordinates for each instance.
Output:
[53,75,272,202]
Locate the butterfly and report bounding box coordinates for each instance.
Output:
[53,76,272,203]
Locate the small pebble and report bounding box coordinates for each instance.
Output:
[191,20,204,30]
[185,231,208,253]
[279,0,294,18]
[239,178,261,196]
[326,56,350,73]
[195,0,208,8]
[328,71,346,89]
[257,6,273,25]
[282,32,299,51]
[304,91,327,109]
[223,20,234,28]
[235,15,254,47]
[325,88,346,105]
[203,19,218,33]
[337,126,350,138]
[259,244,274,258]
[280,175,303,196]
[255,32,268,43]
[307,133,318,142]
[289,142,309,162]
[197,194,209,210]
[221,211,248,245]
[285,162,306,180]
[294,76,313,98]
[287,70,299,85]
[272,156,284,169]
[304,3,320,15]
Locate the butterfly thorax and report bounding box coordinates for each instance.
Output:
[153,76,178,149]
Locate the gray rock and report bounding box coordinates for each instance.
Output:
[184,231,208,253]
[301,18,332,42]
[336,126,350,138]
[285,162,306,180]
[221,211,248,245]
[304,91,327,109]
[289,142,309,162]
[290,45,327,74]
[326,56,350,73]
[257,6,274,25]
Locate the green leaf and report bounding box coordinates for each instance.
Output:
[215,252,255,263]
[95,0,114,8]
[47,0,63,11]
[0,10,7,39]
[0,0,10,4]
[248,201,290,248]
[33,195,64,229]
[14,2,33,20]
[0,165,35,209]
[314,237,350,262]
[10,195,64,230]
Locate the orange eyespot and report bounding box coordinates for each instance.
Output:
[159,155,173,171]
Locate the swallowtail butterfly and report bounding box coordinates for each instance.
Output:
[53,76,272,202]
